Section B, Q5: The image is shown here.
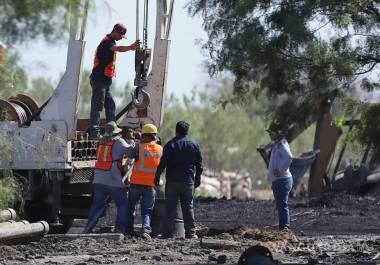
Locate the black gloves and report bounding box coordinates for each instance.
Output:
[194,175,201,188]
[154,175,160,186]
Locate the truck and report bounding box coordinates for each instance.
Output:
[0,0,174,233]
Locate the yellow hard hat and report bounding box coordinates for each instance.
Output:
[141,124,158,135]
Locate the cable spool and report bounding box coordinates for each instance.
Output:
[0,94,39,126]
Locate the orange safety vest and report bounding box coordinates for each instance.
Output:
[130,142,162,186]
[92,35,117,78]
[94,140,122,171]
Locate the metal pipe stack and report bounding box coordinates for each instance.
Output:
[0,208,50,244]
[71,133,98,161]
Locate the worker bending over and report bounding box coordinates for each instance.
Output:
[89,23,140,139]
[126,124,162,240]
[155,121,203,239]
[85,122,134,234]
[266,124,293,231]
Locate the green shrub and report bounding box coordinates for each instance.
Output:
[0,170,20,209]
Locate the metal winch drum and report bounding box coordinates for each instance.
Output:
[0,94,39,125]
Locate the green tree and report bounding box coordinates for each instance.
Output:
[187,0,380,135]
[25,77,55,105]
[160,79,317,186]
[78,70,92,117]
[0,52,28,98]
[0,0,83,44]
[161,84,262,182]
[188,0,379,96]
[115,81,134,115]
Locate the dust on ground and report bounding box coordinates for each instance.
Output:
[0,192,379,265]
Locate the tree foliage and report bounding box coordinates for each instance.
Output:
[188,0,379,97]
[0,51,27,98]
[187,0,380,138]
[0,0,83,45]
[160,80,315,183]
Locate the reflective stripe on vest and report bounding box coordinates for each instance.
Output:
[92,36,117,78]
[95,141,114,170]
[130,142,162,186]
[94,140,123,172]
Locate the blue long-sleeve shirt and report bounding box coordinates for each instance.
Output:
[155,135,203,185]
[267,138,293,182]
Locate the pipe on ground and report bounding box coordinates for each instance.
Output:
[0,221,49,244]
[0,208,17,222]
[0,220,29,229]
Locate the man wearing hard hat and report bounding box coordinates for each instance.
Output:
[85,121,135,234]
[126,124,162,240]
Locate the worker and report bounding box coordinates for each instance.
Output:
[155,121,203,239]
[122,128,136,147]
[84,121,134,234]
[266,123,293,231]
[126,124,162,240]
[89,23,140,139]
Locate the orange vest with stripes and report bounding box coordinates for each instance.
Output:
[130,142,162,186]
[92,35,117,78]
[95,140,122,171]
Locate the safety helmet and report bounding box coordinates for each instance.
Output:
[105,121,122,135]
[141,124,158,135]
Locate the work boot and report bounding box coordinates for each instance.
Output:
[141,232,152,240]
[280,227,291,233]
[185,234,198,239]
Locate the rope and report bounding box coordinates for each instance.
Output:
[10,102,28,124]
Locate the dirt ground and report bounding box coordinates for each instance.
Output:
[0,191,380,265]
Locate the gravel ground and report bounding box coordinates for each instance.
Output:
[0,192,380,265]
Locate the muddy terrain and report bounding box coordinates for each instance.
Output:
[0,192,379,265]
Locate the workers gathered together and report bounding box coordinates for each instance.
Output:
[85,24,293,237]
[85,121,204,239]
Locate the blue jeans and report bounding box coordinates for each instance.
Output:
[85,184,128,233]
[165,182,195,236]
[272,178,293,229]
[89,79,116,136]
[126,184,156,235]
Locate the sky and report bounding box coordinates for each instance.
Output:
[17,0,209,98]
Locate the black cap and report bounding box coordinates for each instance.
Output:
[266,123,284,136]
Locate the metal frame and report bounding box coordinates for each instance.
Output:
[120,0,174,129]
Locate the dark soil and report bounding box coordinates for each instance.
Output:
[0,192,379,265]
